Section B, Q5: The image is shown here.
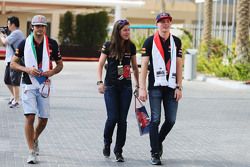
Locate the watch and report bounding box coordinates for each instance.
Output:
[97,81,103,85]
[176,85,183,91]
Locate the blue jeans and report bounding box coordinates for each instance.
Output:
[104,85,132,154]
[148,87,178,154]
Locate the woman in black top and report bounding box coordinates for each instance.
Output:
[97,19,139,162]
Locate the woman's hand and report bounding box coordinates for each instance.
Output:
[139,88,148,102]
[98,83,105,94]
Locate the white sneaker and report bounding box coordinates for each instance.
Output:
[9,102,20,108]
[34,140,39,155]
[8,97,14,105]
[27,150,37,164]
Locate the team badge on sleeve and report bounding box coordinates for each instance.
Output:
[101,44,106,52]
[178,48,182,56]
[15,48,19,55]
[141,48,146,54]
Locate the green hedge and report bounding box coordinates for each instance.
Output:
[58,11,74,45]
[58,11,109,57]
[59,11,108,49]
[197,38,250,81]
[75,11,108,49]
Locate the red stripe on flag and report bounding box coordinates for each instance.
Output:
[153,31,165,60]
[45,35,53,69]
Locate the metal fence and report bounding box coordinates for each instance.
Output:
[183,24,236,48]
[129,24,249,51]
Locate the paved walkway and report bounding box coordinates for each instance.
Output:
[0,61,250,167]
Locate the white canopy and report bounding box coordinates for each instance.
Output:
[1,0,145,7]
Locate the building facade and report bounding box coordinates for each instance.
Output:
[0,0,197,41]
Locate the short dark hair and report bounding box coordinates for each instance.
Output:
[7,16,20,28]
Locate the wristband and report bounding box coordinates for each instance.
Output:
[97,81,103,85]
[176,85,183,91]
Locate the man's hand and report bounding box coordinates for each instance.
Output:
[0,32,6,38]
[0,32,7,44]
[41,70,55,78]
[27,67,42,77]
[174,89,182,101]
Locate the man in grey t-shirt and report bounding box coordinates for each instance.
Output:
[0,16,25,108]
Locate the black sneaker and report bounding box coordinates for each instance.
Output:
[103,144,110,157]
[159,143,163,158]
[151,153,161,165]
[115,153,124,162]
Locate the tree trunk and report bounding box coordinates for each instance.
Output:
[202,0,213,58]
[235,0,250,64]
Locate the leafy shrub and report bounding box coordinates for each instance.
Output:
[131,34,147,52]
[179,28,192,55]
[210,39,226,58]
[197,38,250,81]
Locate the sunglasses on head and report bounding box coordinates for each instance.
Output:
[117,19,129,26]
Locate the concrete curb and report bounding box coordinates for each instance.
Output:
[195,74,250,90]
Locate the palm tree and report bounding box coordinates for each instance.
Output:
[159,0,177,12]
[235,0,250,64]
[202,0,213,57]
[161,0,166,12]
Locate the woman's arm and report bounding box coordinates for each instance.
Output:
[97,53,107,94]
[139,56,149,102]
[131,55,139,87]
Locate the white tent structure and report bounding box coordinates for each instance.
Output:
[1,0,144,21]
[0,0,144,39]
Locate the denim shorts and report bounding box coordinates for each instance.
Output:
[21,86,50,118]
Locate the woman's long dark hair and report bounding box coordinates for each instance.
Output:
[109,19,131,61]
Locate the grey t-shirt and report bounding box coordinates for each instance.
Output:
[5,29,25,63]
